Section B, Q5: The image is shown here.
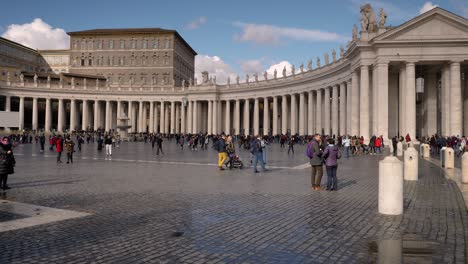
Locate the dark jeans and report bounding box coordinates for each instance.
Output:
[288,145,294,154]
[67,153,73,163]
[311,165,323,187]
[57,152,62,162]
[0,174,8,188]
[344,146,350,158]
[156,146,164,155]
[253,152,265,172]
[326,166,338,190]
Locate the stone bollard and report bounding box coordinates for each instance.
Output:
[378,239,402,264]
[445,147,454,169]
[462,153,468,183]
[379,156,403,215]
[396,142,403,157]
[440,147,446,167]
[420,144,430,158]
[404,147,418,181]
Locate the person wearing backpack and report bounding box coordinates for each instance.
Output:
[250,135,266,173]
[217,135,227,171]
[323,138,341,191]
[307,134,323,190]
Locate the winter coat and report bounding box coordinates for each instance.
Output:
[64,139,75,154]
[323,144,341,167]
[375,138,382,147]
[308,140,323,166]
[55,138,63,153]
[0,143,15,175]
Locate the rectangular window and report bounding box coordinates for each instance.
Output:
[120,40,125,49]
[143,40,147,49]
[109,40,114,49]
[81,59,85,66]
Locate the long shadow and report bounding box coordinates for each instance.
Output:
[10,180,85,189]
[337,180,357,189]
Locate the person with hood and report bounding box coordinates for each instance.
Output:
[55,135,63,163]
[0,136,15,190]
[323,138,341,191]
[64,136,75,164]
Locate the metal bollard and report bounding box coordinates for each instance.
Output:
[445,147,454,169]
[379,156,403,215]
[462,153,468,183]
[404,147,418,181]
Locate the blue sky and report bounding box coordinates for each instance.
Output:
[1,0,467,83]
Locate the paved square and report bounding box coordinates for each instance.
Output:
[0,141,467,263]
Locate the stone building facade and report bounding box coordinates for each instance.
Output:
[0,6,468,141]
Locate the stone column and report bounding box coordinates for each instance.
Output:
[181,102,186,134]
[351,72,359,136]
[244,99,250,135]
[82,100,88,131]
[254,98,260,136]
[346,80,352,135]
[332,85,339,136]
[450,61,462,136]
[281,95,288,135]
[339,83,346,136]
[57,99,64,132]
[273,97,278,136]
[211,100,216,134]
[45,98,51,132]
[32,97,38,131]
[235,99,240,135]
[225,100,231,135]
[316,90,322,134]
[127,101,132,133]
[5,96,10,112]
[18,97,24,131]
[164,103,170,134]
[94,100,100,131]
[290,94,297,135]
[187,101,192,134]
[137,101,143,133]
[376,62,389,140]
[425,68,437,136]
[207,100,213,134]
[263,98,270,135]
[160,101,165,134]
[324,87,331,136]
[175,102,180,134]
[116,100,121,132]
[308,92,313,135]
[105,100,111,132]
[193,101,198,134]
[170,101,176,134]
[149,101,154,133]
[299,93,305,135]
[405,62,416,140]
[70,99,76,132]
[360,65,370,140]
[441,65,450,136]
[399,66,406,136]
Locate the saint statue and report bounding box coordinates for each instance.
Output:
[213,76,216,84]
[182,79,185,87]
[274,69,277,79]
[227,77,230,85]
[324,53,330,65]
[307,60,312,71]
[189,77,193,86]
[352,24,358,41]
[282,66,286,78]
[33,73,38,83]
[20,73,24,83]
[317,57,321,68]
[263,71,268,81]
[379,8,387,28]
[300,64,304,73]
[291,65,295,75]
[340,46,345,58]
[47,75,51,84]
[332,49,337,62]
[246,74,249,83]
[236,75,240,85]
[254,73,258,82]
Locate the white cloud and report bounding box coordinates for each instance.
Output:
[186,16,207,29]
[240,59,264,74]
[1,18,69,50]
[195,54,237,84]
[419,2,438,14]
[233,22,346,45]
[266,61,294,77]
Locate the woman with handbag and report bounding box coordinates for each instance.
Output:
[323,138,341,191]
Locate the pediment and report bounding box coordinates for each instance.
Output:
[374,8,468,42]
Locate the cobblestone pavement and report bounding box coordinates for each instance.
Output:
[0,141,467,263]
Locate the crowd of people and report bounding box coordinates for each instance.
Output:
[3,129,468,193]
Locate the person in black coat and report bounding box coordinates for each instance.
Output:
[0,136,15,190]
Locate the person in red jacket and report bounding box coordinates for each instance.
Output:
[55,135,63,163]
[405,133,411,142]
[375,136,382,154]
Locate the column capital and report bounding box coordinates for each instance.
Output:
[450,60,462,65]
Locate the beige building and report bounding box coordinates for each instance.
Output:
[0,6,468,140]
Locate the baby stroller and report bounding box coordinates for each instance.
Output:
[361,144,370,155]
[227,155,244,169]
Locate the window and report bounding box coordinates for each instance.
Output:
[97,40,102,49]
[81,58,85,66]
[120,40,125,49]
[131,39,136,49]
[109,40,114,49]
[153,39,159,49]
[164,39,170,49]
[73,41,78,49]
[81,40,85,50]
[88,40,93,50]
[164,53,169,65]
[142,39,148,49]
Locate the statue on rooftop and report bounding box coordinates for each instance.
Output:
[307,60,312,71]
[291,65,295,75]
[274,69,277,79]
[340,45,345,58]
[332,49,336,62]
[282,66,286,78]
[227,76,230,85]
[254,73,258,82]
[360,4,377,32]
[300,64,304,73]
[317,57,321,68]
[379,8,387,28]
[236,75,240,85]
[324,53,329,65]
[263,71,268,81]
[352,24,358,41]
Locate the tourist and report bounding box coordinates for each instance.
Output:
[307,134,323,190]
[225,136,235,169]
[342,135,350,158]
[55,135,63,163]
[39,133,45,153]
[323,138,341,191]
[156,134,164,155]
[375,135,382,154]
[216,135,227,171]
[251,135,266,173]
[392,136,398,156]
[0,136,15,190]
[49,135,56,151]
[288,136,295,154]
[261,136,267,164]
[105,135,112,157]
[64,136,75,164]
